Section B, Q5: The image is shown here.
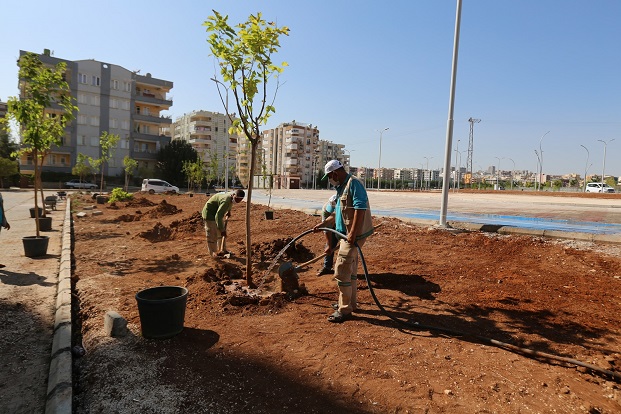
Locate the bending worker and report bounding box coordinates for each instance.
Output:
[313,160,374,323]
[201,189,245,257]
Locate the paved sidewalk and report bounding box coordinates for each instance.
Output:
[0,189,71,414]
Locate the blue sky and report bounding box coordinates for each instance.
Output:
[1,0,619,176]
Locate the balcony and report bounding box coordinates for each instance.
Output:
[134,113,173,125]
[134,93,173,107]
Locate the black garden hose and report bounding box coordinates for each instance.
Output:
[301,226,621,382]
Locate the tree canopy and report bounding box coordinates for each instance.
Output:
[155,140,198,186]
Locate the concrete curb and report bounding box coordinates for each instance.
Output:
[45,199,72,414]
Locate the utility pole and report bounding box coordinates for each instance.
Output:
[466,117,480,188]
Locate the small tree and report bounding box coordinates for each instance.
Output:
[123,155,138,191]
[5,52,77,236]
[182,157,206,192]
[0,158,19,188]
[72,153,94,184]
[97,131,120,193]
[205,10,289,286]
[205,150,219,188]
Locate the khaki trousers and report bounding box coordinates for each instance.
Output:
[334,237,365,314]
[204,220,222,255]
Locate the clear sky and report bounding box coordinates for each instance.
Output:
[1,0,619,176]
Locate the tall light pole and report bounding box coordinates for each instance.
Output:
[376,128,389,191]
[453,139,460,190]
[453,149,462,192]
[534,150,541,191]
[423,156,433,190]
[538,131,550,191]
[508,158,515,191]
[495,156,501,190]
[597,138,615,187]
[210,77,230,192]
[580,144,589,192]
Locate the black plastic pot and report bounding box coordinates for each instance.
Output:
[265,211,274,220]
[29,207,43,218]
[37,216,52,232]
[22,236,50,258]
[96,195,109,204]
[136,286,188,339]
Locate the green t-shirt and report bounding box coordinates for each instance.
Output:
[201,192,233,230]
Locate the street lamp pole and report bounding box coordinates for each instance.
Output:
[534,150,541,190]
[580,144,589,192]
[376,128,389,191]
[597,138,615,187]
[423,156,433,190]
[508,158,515,191]
[210,77,230,192]
[495,156,501,190]
[538,131,550,191]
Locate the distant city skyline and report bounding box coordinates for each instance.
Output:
[1,1,619,176]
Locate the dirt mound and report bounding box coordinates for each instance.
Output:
[169,212,203,237]
[124,197,156,208]
[142,199,181,219]
[115,214,138,222]
[244,238,314,263]
[137,222,171,242]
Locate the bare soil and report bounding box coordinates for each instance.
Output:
[71,192,621,413]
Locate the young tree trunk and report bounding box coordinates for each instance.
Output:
[244,139,259,288]
[33,149,41,238]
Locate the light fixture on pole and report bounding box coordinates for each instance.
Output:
[580,144,589,192]
[210,77,230,192]
[376,127,389,191]
[597,138,615,187]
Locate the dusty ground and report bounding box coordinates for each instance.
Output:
[70,192,621,413]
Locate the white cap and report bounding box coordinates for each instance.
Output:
[322,160,343,180]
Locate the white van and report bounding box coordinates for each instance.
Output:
[141,179,179,194]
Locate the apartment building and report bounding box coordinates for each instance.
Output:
[171,110,239,183]
[261,121,320,189]
[17,49,173,177]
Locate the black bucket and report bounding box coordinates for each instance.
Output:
[265,210,274,220]
[135,286,188,339]
[22,236,50,257]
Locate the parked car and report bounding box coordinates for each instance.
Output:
[65,179,98,190]
[585,182,615,193]
[141,179,179,194]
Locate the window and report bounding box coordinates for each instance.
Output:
[89,116,99,126]
[120,139,129,149]
[91,76,100,86]
[141,125,151,134]
[77,135,86,145]
[121,100,130,110]
[78,73,88,84]
[78,93,88,104]
[110,98,118,109]
[78,115,87,125]
[111,79,119,90]
[110,118,118,129]
[90,95,100,106]
[90,137,99,146]
[124,81,131,92]
[121,120,130,130]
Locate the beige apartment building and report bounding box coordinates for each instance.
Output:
[261,121,321,189]
[15,49,173,177]
[171,110,239,184]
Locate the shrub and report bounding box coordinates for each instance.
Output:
[108,187,133,203]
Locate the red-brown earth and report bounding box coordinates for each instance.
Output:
[71,192,621,413]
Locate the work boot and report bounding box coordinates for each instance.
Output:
[316,267,333,276]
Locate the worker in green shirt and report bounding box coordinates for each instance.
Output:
[201,189,245,257]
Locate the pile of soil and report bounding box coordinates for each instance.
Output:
[71,192,621,413]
